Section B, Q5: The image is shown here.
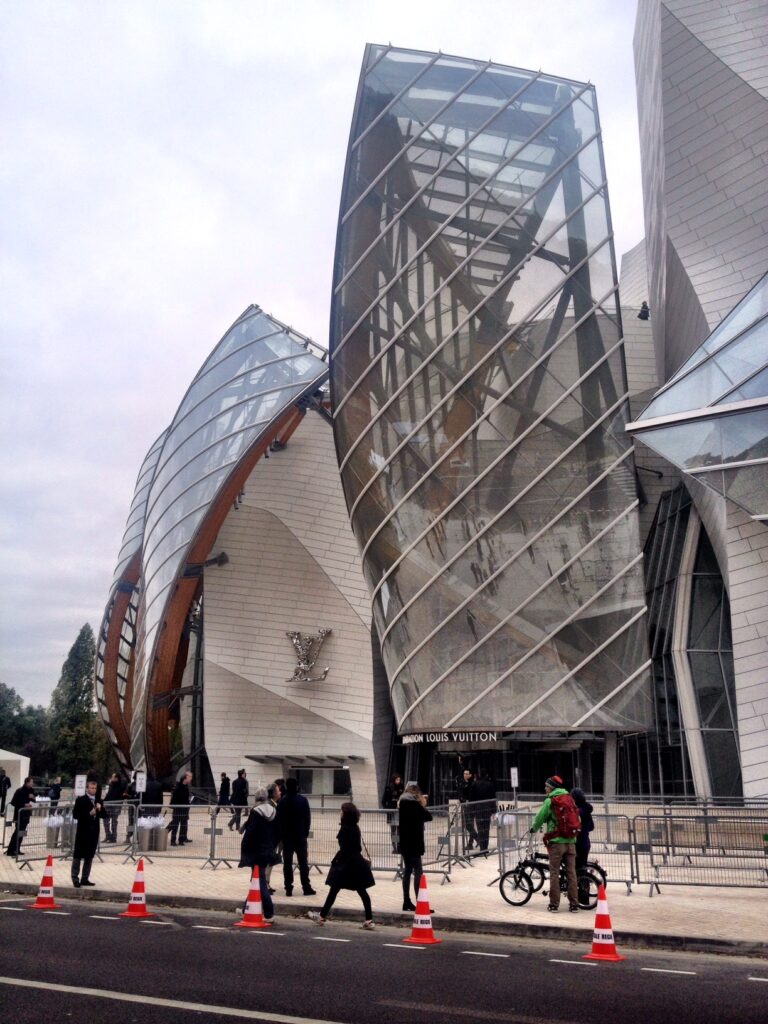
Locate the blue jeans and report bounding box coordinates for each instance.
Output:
[257,864,274,918]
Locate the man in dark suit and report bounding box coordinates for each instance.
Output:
[275,777,315,896]
[166,771,193,845]
[72,779,104,886]
[228,769,248,831]
[5,777,36,857]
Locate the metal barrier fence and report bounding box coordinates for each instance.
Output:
[7,800,764,893]
[634,813,768,891]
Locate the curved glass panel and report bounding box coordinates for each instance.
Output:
[130,307,328,758]
[330,45,650,733]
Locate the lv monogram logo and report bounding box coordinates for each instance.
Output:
[286,627,332,682]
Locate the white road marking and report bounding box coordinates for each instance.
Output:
[549,959,597,966]
[314,936,350,942]
[462,951,509,959]
[0,907,25,911]
[0,976,348,1023]
[42,911,70,916]
[193,925,226,931]
[383,943,424,950]
[89,915,120,920]
[640,968,696,976]
[140,919,172,925]
[748,976,768,982]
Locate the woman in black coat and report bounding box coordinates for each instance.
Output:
[308,802,375,928]
[572,787,595,907]
[397,782,432,911]
[71,780,104,887]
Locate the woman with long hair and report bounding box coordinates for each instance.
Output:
[307,801,375,929]
[397,781,432,911]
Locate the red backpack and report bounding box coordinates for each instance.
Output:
[544,793,581,843]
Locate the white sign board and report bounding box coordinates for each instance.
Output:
[509,767,519,789]
[135,771,147,794]
[74,774,87,796]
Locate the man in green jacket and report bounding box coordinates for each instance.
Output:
[530,775,579,912]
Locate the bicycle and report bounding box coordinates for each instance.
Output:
[499,837,603,908]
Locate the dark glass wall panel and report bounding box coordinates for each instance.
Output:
[331,45,651,733]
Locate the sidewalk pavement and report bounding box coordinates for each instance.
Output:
[2,849,766,958]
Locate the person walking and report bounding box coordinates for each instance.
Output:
[71,779,104,887]
[397,782,432,911]
[229,769,248,831]
[0,768,11,816]
[381,773,404,854]
[4,777,36,857]
[166,771,193,845]
[103,772,125,842]
[217,772,231,814]
[238,787,278,922]
[307,802,375,929]
[276,777,316,896]
[571,787,595,907]
[458,767,479,850]
[530,774,579,913]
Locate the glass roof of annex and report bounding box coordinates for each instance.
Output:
[628,273,768,519]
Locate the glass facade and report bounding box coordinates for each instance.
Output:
[100,305,331,771]
[631,272,768,519]
[330,45,652,734]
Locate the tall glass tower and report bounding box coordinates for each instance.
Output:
[330,45,652,736]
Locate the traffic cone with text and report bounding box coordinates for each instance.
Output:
[234,866,272,928]
[583,884,625,962]
[28,855,60,910]
[119,857,156,918]
[403,874,441,945]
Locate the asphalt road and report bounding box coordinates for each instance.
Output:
[0,896,766,1024]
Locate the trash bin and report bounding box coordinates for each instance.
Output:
[152,827,168,852]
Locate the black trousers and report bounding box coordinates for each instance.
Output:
[167,809,189,842]
[320,884,372,920]
[71,857,93,883]
[283,838,311,892]
[401,853,423,901]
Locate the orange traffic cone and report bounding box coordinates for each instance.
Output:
[119,857,155,918]
[234,866,272,929]
[403,874,441,945]
[583,884,625,962]
[28,855,60,910]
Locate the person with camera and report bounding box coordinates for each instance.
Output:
[397,781,432,912]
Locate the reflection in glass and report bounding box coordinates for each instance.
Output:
[331,46,650,733]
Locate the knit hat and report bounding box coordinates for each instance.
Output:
[545,775,563,789]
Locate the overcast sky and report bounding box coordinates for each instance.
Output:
[0,0,644,707]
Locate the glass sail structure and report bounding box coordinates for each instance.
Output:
[330,45,652,734]
[629,272,768,519]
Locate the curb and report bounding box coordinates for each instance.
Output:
[3,882,766,959]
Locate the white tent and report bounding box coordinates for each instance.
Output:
[0,748,31,812]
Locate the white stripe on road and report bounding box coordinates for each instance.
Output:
[549,960,597,966]
[382,943,424,950]
[247,931,285,936]
[193,925,226,931]
[89,915,120,920]
[42,911,70,916]
[748,977,768,982]
[140,919,172,925]
[641,968,696,976]
[313,937,350,943]
[0,976,348,1024]
[462,951,509,959]
[0,907,25,911]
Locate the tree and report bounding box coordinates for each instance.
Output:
[47,624,116,780]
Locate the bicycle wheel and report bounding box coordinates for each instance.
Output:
[587,860,608,890]
[577,870,601,909]
[499,869,534,906]
[522,860,547,892]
